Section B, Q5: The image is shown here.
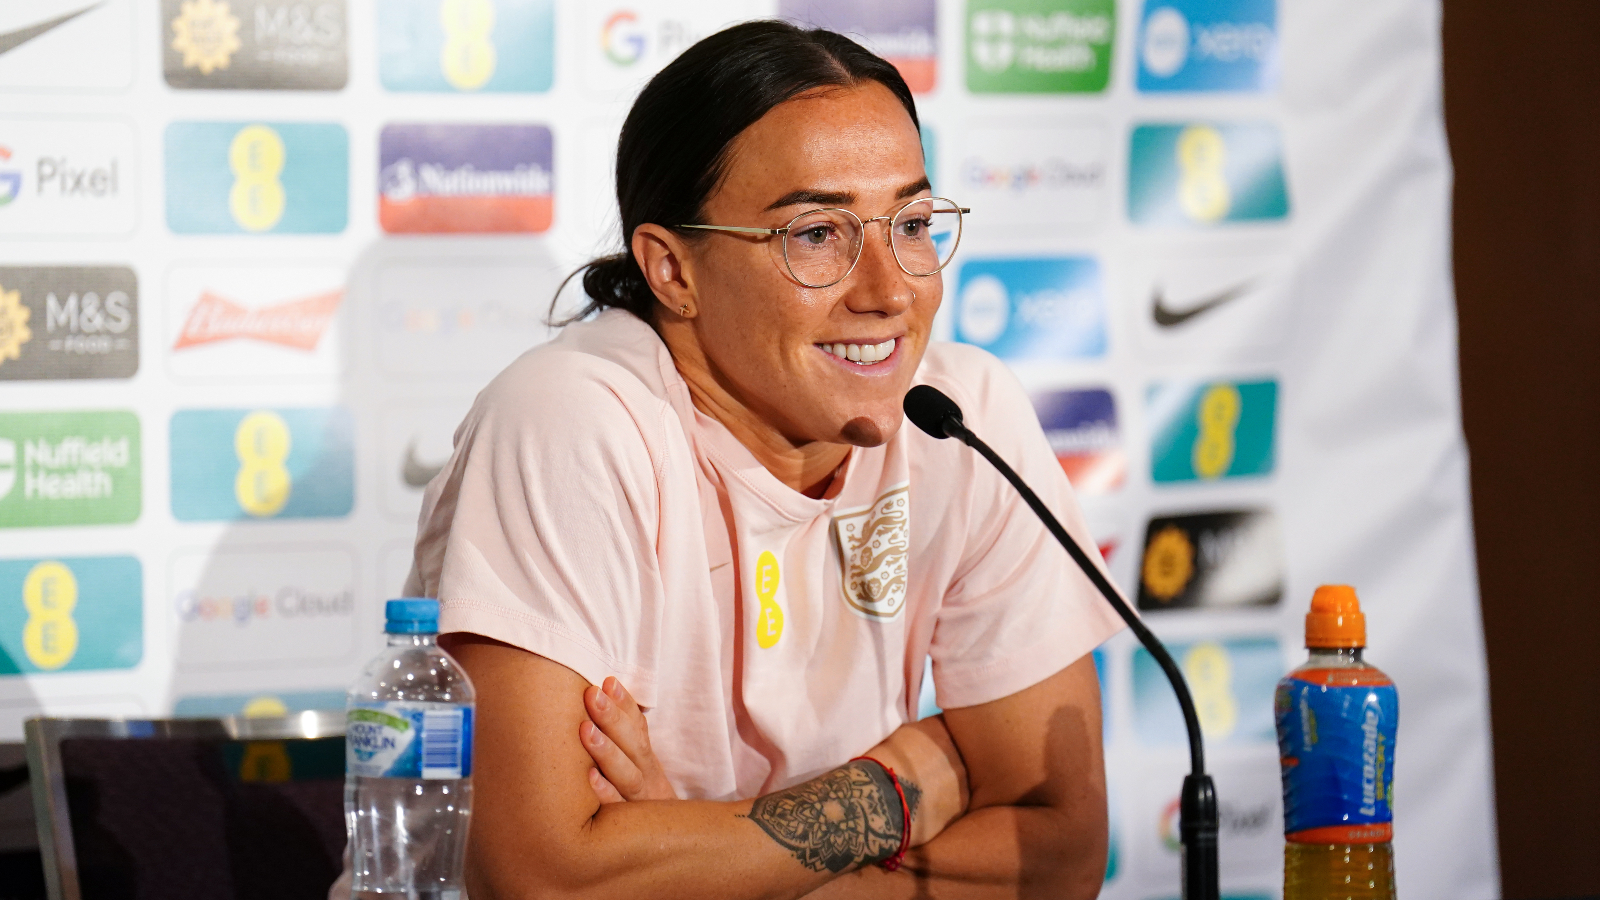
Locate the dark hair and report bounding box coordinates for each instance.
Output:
[564,20,920,323]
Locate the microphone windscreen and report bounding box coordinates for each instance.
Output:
[903,385,964,439]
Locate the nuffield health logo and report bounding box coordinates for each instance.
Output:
[165,121,348,234]
[0,411,141,528]
[380,123,554,233]
[966,0,1115,93]
[1138,0,1277,93]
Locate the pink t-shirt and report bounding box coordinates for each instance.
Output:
[406,310,1124,800]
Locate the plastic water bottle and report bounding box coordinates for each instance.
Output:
[346,599,476,899]
[1276,585,1398,900]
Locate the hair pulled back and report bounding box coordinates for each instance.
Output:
[570,20,919,323]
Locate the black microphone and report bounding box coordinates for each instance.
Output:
[903,384,1219,900]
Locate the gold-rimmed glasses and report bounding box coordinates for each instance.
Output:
[680,197,969,289]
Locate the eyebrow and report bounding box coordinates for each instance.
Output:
[763,177,933,212]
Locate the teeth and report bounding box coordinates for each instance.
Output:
[821,339,897,365]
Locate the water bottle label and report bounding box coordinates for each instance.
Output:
[1275,669,1397,843]
[347,702,474,780]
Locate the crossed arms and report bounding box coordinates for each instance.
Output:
[445,633,1107,900]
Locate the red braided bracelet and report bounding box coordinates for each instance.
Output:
[851,755,911,872]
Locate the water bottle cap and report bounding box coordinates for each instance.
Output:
[385,598,439,634]
[1305,584,1366,648]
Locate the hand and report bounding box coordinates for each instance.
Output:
[861,715,969,848]
[580,676,680,804]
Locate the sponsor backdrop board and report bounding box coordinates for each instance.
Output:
[0,1,1494,898]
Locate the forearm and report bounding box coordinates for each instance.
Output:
[470,761,910,900]
[801,804,1105,900]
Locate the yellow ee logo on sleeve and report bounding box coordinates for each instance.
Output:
[754,550,783,649]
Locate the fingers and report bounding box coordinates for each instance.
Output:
[584,678,655,767]
[588,766,625,804]
[579,718,648,798]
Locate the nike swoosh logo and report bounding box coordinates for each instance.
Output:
[1151,279,1255,328]
[401,440,447,488]
[0,3,102,56]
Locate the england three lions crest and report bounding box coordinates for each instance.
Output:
[833,485,910,619]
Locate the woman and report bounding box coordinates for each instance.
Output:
[411,20,1123,900]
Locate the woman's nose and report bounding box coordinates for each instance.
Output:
[844,222,916,315]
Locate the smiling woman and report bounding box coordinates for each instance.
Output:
[379,19,1125,900]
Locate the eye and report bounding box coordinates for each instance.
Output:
[897,216,931,238]
[795,224,835,246]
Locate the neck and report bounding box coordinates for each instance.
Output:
[659,318,850,498]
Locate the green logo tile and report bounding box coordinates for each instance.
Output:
[0,411,141,528]
[966,0,1116,93]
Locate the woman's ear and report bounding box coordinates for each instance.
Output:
[632,224,697,319]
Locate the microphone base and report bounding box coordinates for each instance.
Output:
[1180,774,1221,900]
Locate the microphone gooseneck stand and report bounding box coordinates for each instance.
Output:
[903,385,1220,900]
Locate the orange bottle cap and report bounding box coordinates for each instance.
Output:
[1305,584,1366,648]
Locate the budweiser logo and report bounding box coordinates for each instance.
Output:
[173,289,342,351]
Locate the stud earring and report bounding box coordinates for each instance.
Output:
[679,304,690,317]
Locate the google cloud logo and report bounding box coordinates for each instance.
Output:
[602,11,646,66]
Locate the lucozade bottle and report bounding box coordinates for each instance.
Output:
[1276,585,1398,900]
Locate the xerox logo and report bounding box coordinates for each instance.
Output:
[780,0,937,93]
[379,0,554,93]
[955,257,1107,361]
[958,122,1106,228]
[0,121,137,237]
[165,121,348,234]
[164,0,348,90]
[966,0,1115,93]
[170,548,356,669]
[0,267,138,381]
[1138,0,1277,93]
[379,123,554,233]
[166,263,344,380]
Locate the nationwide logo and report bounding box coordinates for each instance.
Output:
[1151,278,1252,327]
[0,266,138,381]
[1030,388,1123,494]
[1133,636,1281,745]
[165,0,348,90]
[966,0,1115,93]
[0,411,141,528]
[165,121,348,234]
[0,4,102,57]
[1138,509,1283,610]
[1127,121,1290,226]
[170,548,356,669]
[780,0,937,93]
[379,123,554,233]
[955,256,1107,361]
[169,407,353,521]
[0,555,143,675]
[1148,378,1276,483]
[1138,0,1277,93]
[173,287,341,351]
[379,0,555,93]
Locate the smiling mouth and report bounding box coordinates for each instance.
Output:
[818,338,898,366]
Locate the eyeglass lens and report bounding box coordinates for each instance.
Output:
[783,199,963,288]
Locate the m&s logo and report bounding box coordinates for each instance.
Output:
[165,122,348,234]
[169,407,354,521]
[0,556,143,675]
[1128,122,1289,226]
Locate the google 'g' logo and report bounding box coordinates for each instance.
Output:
[602,11,647,66]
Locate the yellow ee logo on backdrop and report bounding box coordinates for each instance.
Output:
[0,557,142,675]
[169,408,354,521]
[165,122,348,234]
[378,0,555,92]
[1127,122,1289,226]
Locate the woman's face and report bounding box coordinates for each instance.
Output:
[681,82,940,449]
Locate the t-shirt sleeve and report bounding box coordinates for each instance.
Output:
[410,351,669,707]
[924,349,1126,710]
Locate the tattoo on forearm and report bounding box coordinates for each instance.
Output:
[741,760,921,873]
